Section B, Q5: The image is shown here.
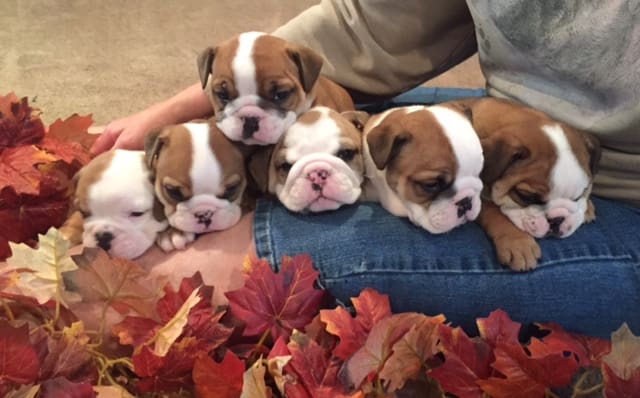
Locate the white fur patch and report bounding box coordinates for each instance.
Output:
[232,31,264,97]
[186,123,223,196]
[543,124,589,199]
[283,107,341,162]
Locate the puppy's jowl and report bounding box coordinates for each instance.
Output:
[70,149,168,259]
[145,122,247,251]
[455,98,601,271]
[197,31,354,146]
[251,106,368,213]
[362,105,484,234]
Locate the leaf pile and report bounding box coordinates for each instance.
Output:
[0,229,639,397]
[0,92,96,260]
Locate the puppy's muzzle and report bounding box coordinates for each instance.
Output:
[456,196,473,218]
[194,209,215,229]
[95,231,114,251]
[308,169,330,192]
[241,116,260,139]
[548,216,565,235]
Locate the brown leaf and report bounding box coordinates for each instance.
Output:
[378,316,443,392]
[241,359,272,398]
[320,288,391,361]
[602,323,640,380]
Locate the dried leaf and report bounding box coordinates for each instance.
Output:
[4,384,40,398]
[5,228,78,304]
[193,350,244,398]
[0,320,40,385]
[429,324,493,398]
[320,288,391,361]
[226,254,324,341]
[345,313,430,389]
[601,323,640,397]
[378,316,443,392]
[66,248,161,320]
[241,359,272,398]
[149,287,201,357]
[93,385,136,398]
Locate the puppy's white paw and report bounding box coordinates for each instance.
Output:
[156,228,196,252]
[494,234,541,272]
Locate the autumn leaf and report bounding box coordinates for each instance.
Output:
[193,350,245,398]
[93,385,136,398]
[536,322,611,367]
[4,384,40,398]
[429,324,493,398]
[0,94,45,149]
[5,228,78,305]
[284,330,346,398]
[38,377,96,398]
[320,288,391,361]
[148,287,201,357]
[46,114,97,152]
[65,247,162,322]
[345,312,432,389]
[378,316,443,392]
[476,309,521,348]
[601,323,640,397]
[266,337,292,395]
[241,359,272,398]
[226,254,325,341]
[0,320,40,385]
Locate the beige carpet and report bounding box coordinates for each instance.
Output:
[1,0,484,126]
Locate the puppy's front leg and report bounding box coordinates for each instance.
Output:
[477,200,541,272]
[156,227,196,252]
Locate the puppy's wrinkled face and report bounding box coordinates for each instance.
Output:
[364,106,484,234]
[198,32,323,145]
[75,150,167,259]
[265,107,366,212]
[145,122,246,234]
[479,114,598,238]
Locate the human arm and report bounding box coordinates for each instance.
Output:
[90,82,213,155]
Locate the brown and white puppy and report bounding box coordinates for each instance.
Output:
[197,31,354,146]
[362,105,484,234]
[451,97,600,271]
[250,106,368,212]
[145,121,247,251]
[69,149,168,259]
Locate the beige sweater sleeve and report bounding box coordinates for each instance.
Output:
[273,0,477,97]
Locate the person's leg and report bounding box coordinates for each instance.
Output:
[253,196,640,338]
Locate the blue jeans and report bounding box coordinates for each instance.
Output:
[253,88,640,339]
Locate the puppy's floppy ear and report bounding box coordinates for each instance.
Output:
[581,131,601,175]
[480,131,530,184]
[144,128,166,179]
[366,125,412,170]
[287,44,323,93]
[197,46,217,89]
[152,196,166,222]
[247,146,274,193]
[341,110,370,132]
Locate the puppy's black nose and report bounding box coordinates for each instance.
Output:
[241,116,260,139]
[95,231,114,251]
[456,196,473,218]
[548,216,565,233]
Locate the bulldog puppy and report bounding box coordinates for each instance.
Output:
[68,149,168,259]
[145,121,247,251]
[197,31,354,146]
[449,98,601,271]
[250,106,368,212]
[362,105,484,234]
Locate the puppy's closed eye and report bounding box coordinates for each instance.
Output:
[164,184,186,202]
[336,148,357,162]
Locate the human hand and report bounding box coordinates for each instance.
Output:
[90,108,161,155]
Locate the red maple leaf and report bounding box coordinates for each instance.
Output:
[225,254,325,341]
[536,322,611,367]
[476,309,521,348]
[0,320,40,386]
[192,350,245,398]
[320,287,391,360]
[283,331,347,398]
[429,324,494,398]
[0,94,45,149]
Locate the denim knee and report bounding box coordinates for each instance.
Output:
[253,197,640,338]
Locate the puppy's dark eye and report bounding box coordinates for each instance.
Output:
[336,149,357,162]
[513,189,545,206]
[215,89,230,105]
[272,89,293,103]
[129,211,146,217]
[278,162,292,173]
[221,181,242,200]
[164,184,185,202]
[79,209,91,218]
[415,178,446,194]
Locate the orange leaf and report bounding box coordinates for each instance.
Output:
[47,114,96,151]
[193,351,244,398]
